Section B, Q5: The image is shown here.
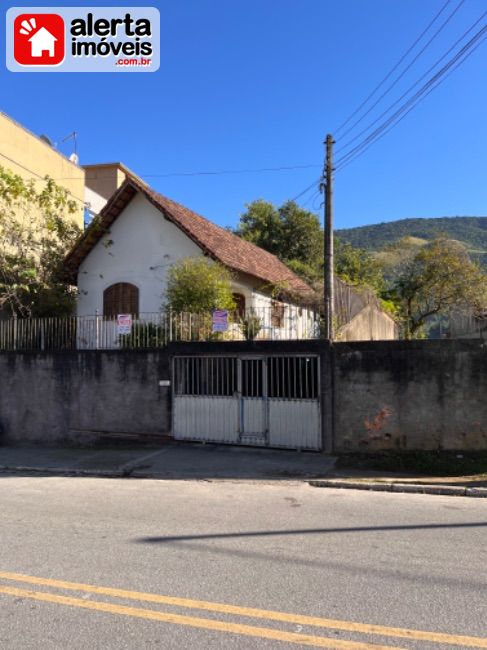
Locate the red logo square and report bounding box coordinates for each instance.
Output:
[14,14,65,66]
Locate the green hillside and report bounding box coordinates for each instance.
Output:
[336,216,487,268]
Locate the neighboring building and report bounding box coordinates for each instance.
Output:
[0,111,85,227]
[83,162,145,217]
[64,177,398,344]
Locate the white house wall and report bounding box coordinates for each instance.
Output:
[76,190,316,341]
[77,192,203,316]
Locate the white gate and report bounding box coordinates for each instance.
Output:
[173,355,321,450]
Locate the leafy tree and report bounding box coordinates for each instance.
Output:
[165,257,236,312]
[0,166,81,317]
[279,201,323,268]
[235,200,282,257]
[385,238,487,338]
[334,238,385,293]
[236,199,388,298]
[236,199,322,268]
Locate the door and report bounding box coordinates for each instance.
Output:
[239,358,267,443]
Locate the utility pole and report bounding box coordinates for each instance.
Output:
[322,133,334,340]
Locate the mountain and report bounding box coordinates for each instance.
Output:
[336,217,487,268]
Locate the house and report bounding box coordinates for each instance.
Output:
[29,27,57,58]
[64,177,318,343]
[64,176,398,344]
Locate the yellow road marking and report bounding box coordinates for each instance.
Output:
[0,585,404,650]
[0,571,486,649]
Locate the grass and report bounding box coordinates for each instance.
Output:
[336,450,487,477]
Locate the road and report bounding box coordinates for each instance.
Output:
[0,475,486,649]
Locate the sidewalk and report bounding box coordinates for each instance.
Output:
[1,444,486,495]
[0,443,336,481]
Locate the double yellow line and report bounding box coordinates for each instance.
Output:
[0,571,485,649]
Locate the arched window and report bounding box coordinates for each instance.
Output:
[232,293,246,318]
[103,283,139,317]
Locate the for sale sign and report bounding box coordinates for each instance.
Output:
[117,314,133,336]
[6,7,160,72]
[212,310,229,333]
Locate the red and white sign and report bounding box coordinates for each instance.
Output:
[117,314,133,336]
[14,14,65,66]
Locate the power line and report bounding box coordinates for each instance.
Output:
[334,26,487,173]
[336,6,487,156]
[47,163,322,181]
[141,164,321,178]
[334,0,452,136]
[290,178,321,203]
[335,32,487,174]
[337,0,465,142]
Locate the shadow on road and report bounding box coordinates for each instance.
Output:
[136,520,487,544]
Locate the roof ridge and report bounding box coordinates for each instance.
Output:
[65,177,314,297]
[146,185,295,267]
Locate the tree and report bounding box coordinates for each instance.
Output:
[235,199,388,295]
[235,200,282,257]
[165,257,236,312]
[0,166,81,317]
[386,238,487,338]
[236,199,322,268]
[334,238,385,293]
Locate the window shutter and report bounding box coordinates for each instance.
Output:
[103,283,139,317]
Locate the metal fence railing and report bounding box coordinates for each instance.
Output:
[0,306,321,352]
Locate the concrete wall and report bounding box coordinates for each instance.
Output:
[0,112,85,226]
[333,340,487,452]
[1,340,485,451]
[0,351,171,445]
[336,304,398,342]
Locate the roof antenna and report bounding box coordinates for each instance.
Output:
[62,131,78,163]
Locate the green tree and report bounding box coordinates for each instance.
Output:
[235,200,282,257]
[0,166,81,317]
[279,200,323,268]
[236,199,322,268]
[386,238,487,338]
[165,257,236,312]
[334,238,385,293]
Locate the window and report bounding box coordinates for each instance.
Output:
[232,293,246,319]
[103,283,139,317]
[271,300,285,328]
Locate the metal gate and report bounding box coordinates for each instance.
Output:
[173,355,321,450]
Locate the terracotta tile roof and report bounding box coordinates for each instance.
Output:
[65,178,313,297]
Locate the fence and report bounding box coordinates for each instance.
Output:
[0,306,321,352]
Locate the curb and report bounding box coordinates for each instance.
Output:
[308,479,487,498]
[0,465,131,478]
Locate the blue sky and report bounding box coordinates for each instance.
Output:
[2,0,486,230]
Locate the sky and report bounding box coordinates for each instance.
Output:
[1,0,486,231]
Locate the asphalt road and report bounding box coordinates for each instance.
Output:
[0,475,486,649]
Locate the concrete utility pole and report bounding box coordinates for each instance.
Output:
[322,133,335,340]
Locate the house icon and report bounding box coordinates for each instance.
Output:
[28,26,57,58]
